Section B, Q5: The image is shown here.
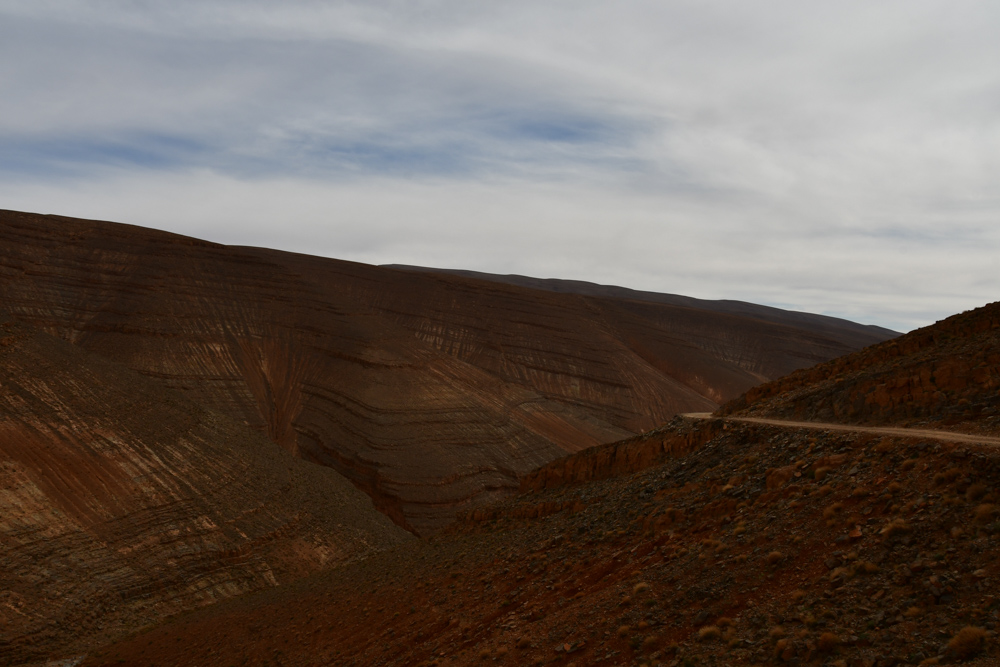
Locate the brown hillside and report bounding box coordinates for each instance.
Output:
[76,302,1000,667]
[0,313,409,665]
[721,301,1000,434]
[0,209,894,534]
[80,418,1000,667]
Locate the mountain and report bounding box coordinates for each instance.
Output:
[0,209,896,535]
[385,264,898,344]
[78,301,1000,667]
[0,313,409,665]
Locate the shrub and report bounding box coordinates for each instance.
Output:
[698,626,721,641]
[768,626,786,642]
[934,468,962,486]
[974,504,998,524]
[817,632,839,652]
[966,483,988,502]
[617,625,631,637]
[947,626,987,660]
[766,551,784,565]
[823,502,844,520]
[632,582,650,595]
[880,519,911,538]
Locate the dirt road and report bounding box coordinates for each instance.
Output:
[680,413,1000,446]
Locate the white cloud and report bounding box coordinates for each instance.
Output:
[2,1,1000,332]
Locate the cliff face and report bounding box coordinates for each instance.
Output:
[722,302,1000,433]
[0,314,409,665]
[0,210,895,534]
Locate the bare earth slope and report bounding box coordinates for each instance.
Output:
[82,422,1000,666]
[82,301,1000,666]
[721,301,1000,435]
[0,313,409,665]
[0,209,895,533]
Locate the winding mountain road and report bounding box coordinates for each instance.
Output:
[680,413,1000,446]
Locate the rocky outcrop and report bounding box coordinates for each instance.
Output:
[517,417,725,492]
[0,209,896,533]
[0,315,409,664]
[722,302,1000,433]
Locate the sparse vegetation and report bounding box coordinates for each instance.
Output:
[948,626,987,660]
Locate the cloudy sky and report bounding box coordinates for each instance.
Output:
[2,1,998,332]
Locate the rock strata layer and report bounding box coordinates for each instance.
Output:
[0,209,896,533]
[722,301,1000,434]
[0,314,409,665]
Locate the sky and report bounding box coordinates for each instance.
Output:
[2,2,999,332]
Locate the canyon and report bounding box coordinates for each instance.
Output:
[0,209,914,664]
[80,300,1000,666]
[0,209,894,536]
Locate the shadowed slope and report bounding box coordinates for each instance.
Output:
[0,314,409,665]
[721,301,1000,434]
[0,209,896,533]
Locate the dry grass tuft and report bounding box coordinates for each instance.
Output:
[697,625,721,641]
[816,632,840,652]
[766,551,784,565]
[823,502,844,520]
[966,483,989,502]
[948,626,987,659]
[617,625,631,638]
[934,468,962,486]
[632,582,649,595]
[880,518,911,538]
[974,503,998,524]
[768,626,786,642]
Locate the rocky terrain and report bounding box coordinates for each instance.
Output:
[0,209,894,534]
[74,301,1000,666]
[722,303,1000,435]
[77,420,1000,667]
[0,313,409,665]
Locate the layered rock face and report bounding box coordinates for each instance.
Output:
[0,209,895,533]
[0,314,408,664]
[722,301,1000,433]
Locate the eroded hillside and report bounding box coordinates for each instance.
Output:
[0,209,895,533]
[78,419,1000,667]
[722,302,1000,435]
[0,314,409,665]
[76,301,1000,667]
